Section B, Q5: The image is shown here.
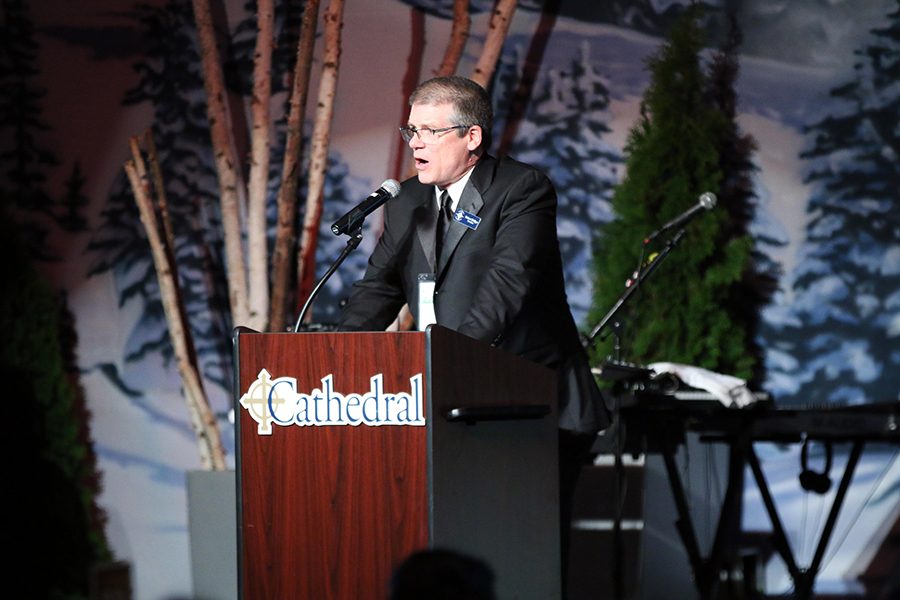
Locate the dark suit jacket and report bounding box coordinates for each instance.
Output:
[340,155,609,434]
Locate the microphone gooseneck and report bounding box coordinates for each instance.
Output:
[295,179,402,331]
[331,179,402,236]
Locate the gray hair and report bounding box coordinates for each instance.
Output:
[409,76,493,152]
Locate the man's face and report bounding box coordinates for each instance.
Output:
[407,102,481,189]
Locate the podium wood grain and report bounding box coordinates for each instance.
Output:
[237,332,428,599]
[235,327,561,600]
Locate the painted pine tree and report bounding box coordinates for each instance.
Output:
[587,10,758,380]
[58,162,90,232]
[498,41,621,324]
[0,0,59,258]
[769,2,900,406]
[2,213,111,597]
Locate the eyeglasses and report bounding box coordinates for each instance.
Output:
[399,124,471,144]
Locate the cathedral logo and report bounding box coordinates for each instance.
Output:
[239,369,425,435]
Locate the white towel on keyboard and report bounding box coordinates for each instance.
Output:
[647,362,758,408]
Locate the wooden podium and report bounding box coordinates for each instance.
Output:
[234,325,560,599]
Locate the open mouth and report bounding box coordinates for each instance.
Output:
[414,156,429,169]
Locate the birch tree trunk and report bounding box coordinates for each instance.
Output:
[497,0,559,156]
[470,0,517,88]
[192,0,250,326]
[144,130,177,252]
[245,0,275,332]
[295,0,345,321]
[391,7,426,184]
[435,0,470,77]
[125,143,226,471]
[397,0,470,183]
[269,0,321,329]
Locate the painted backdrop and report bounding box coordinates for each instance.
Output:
[11,0,899,598]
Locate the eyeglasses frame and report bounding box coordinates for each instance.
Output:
[399,124,472,144]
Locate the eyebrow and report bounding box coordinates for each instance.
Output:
[405,122,448,129]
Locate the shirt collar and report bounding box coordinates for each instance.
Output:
[434,165,476,211]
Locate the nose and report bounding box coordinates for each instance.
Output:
[408,132,424,150]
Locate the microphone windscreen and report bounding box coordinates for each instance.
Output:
[699,192,717,209]
[382,179,401,198]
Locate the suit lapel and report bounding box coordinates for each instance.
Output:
[413,186,439,271]
[437,182,482,272]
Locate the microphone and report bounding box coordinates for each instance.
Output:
[331,179,402,236]
[643,192,717,244]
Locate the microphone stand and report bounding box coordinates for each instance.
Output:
[293,225,363,333]
[584,226,688,600]
[587,227,687,349]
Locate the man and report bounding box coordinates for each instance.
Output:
[340,75,609,584]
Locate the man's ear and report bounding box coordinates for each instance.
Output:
[466,125,483,152]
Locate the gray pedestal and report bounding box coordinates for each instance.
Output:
[187,469,237,600]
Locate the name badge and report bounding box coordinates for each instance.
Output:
[417,273,436,331]
[453,209,481,230]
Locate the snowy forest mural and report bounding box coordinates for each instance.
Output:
[3,0,898,598]
[762,9,900,407]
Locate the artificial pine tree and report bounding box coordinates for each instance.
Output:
[588,9,757,381]
[2,200,111,598]
[769,1,900,406]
